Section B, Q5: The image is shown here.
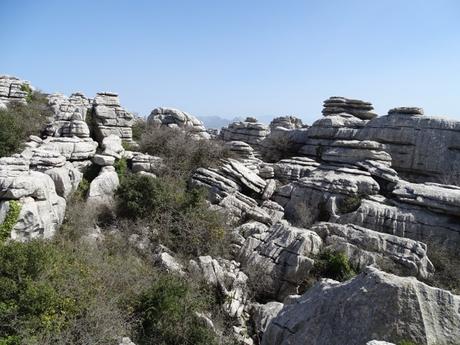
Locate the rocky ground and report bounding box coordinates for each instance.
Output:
[0,75,459,345]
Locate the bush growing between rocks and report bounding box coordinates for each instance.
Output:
[138,126,232,178]
[0,91,51,157]
[312,250,356,282]
[115,174,231,258]
[133,275,218,345]
[337,195,362,214]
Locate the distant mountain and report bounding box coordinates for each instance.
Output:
[197,115,242,130]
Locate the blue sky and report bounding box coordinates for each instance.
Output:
[1,0,459,123]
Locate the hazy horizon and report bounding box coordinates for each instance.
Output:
[1,0,459,123]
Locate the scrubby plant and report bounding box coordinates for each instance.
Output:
[337,195,362,214]
[138,126,231,178]
[133,275,218,345]
[312,250,356,282]
[0,91,51,157]
[20,84,33,102]
[0,201,21,243]
[114,158,128,181]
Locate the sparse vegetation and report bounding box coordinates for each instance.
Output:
[0,201,21,243]
[337,195,362,214]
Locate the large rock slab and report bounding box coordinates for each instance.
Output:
[312,222,434,278]
[147,107,210,139]
[262,266,460,345]
[220,117,269,148]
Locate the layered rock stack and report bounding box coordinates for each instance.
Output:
[322,96,377,120]
[147,107,210,139]
[45,93,92,138]
[92,92,135,143]
[220,117,269,149]
[0,75,32,108]
[269,116,304,130]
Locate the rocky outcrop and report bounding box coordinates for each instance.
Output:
[0,75,31,107]
[147,107,210,139]
[262,266,460,345]
[238,221,322,299]
[0,155,66,240]
[87,166,119,203]
[269,116,303,130]
[312,222,434,278]
[355,110,460,183]
[92,92,135,143]
[221,117,269,149]
[45,93,91,138]
[322,96,377,120]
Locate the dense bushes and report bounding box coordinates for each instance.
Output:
[138,126,231,178]
[0,92,51,157]
[134,275,217,345]
[115,174,230,258]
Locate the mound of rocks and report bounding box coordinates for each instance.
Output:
[92,92,135,143]
[0,75,32,108]
[45,93,92,138]
[262,266,460,345]
[147,107,210,139]
[269,116,304,130]
[220,117,269,149]
[322,96,377,120]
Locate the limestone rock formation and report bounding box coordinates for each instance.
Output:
[269,116,304,130]
[45,93,91,138]
[0,75,31,107]
[87,166,120,203]
[262,267,460,345]
[220,117,269,149]
[147,107,210,139]
[322,96,378,120]
[92,92,135,143]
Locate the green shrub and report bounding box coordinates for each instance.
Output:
[134,275,218,345]
[20,84,33,102]
[114,158,128,181]
[337,195,362,213]
[0,91,51,157]
[138,126,231,178]
[397,341,417,345]
[313,250,356,282]
[0,201,21,243]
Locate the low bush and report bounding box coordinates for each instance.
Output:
[0,201,21,243]
[0,91,51,157]
[138,126,231,178]
[133,275,218,345]
[337,195,362,214]
[312,250,356,282]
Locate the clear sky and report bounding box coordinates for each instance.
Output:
[1,0,459,123]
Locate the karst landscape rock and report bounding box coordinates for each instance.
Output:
[0,76,459,345]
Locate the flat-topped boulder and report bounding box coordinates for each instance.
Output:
[262,266,460,345]
[388,106,424,116]
[147,107,210,139]
[322,96,378,120]
[269,116,303,130]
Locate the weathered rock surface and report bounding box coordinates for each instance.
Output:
[322,96,377,120]
[92,92,135,143]
[238,221,322,299]
[221,117,269,148]
[147,107,210,139]
[0,75,31,106]
[269,116,304,130]
[262,266,460,345]
[312,222,434,278]
[45,93,91,138]
[87,166,119,203]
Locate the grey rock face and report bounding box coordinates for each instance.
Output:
[147,107,210,139]
[45,93,91,138]
[269,116,304,130]
[355,112,460,183]
[312,222,434,278]
[220,118,269,148]
[38,137,98,161]
[238,221,322,299]
[262,266,460,345]
[87,166,119,203]
[92,92,135,143]
[0,75,31,106]
[273,157,320,182]
[252,301,284,336]
[322,96,378,120]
